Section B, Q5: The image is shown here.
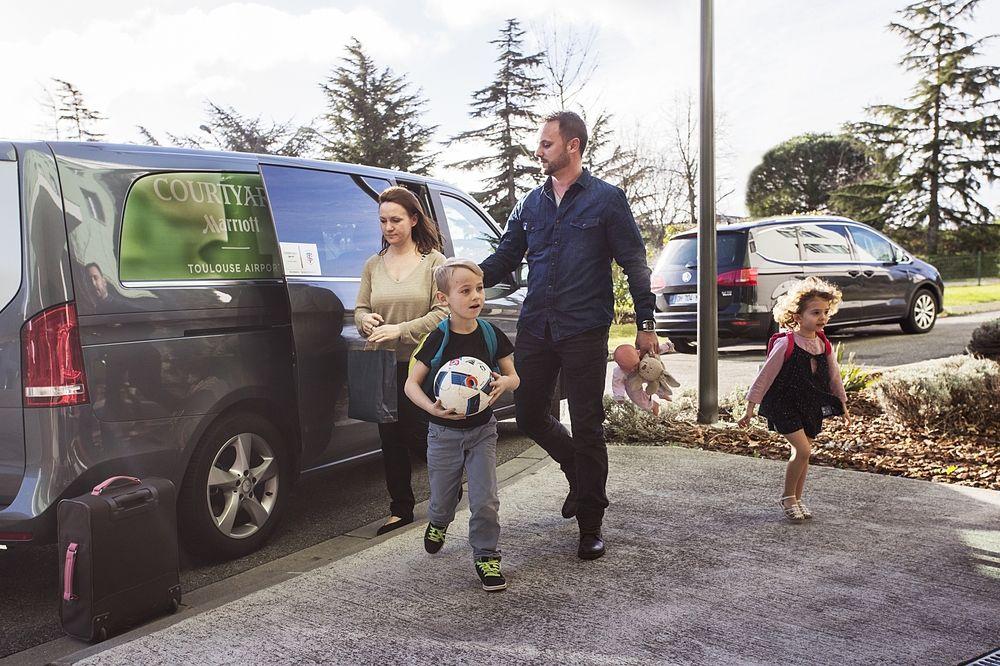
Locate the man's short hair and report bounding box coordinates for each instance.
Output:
[544,110,588,155]
[434,257,483,294]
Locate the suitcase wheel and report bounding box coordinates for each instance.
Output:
[97,627,108,643]
[170,598,180,614]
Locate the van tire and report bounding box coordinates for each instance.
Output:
[178,412,289,561]
[900,288,938,334]
[673,338,696,354]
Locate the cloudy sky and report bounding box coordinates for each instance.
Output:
[3,0,998,217]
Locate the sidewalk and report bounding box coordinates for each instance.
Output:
[64,446,999,665]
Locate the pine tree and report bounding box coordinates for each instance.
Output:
[50,79,105,141]
[449,19,546,225]
[138,102,316,156]
[320,38,436,174]
[849,0,1000,254]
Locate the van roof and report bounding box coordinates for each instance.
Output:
[3,140,463,191]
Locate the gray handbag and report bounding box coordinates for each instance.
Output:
[347,342,398,423]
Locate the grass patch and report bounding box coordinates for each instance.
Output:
[944,283,1000,308]
[609,323,635,352]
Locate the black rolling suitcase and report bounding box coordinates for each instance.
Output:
[58,476,182,641]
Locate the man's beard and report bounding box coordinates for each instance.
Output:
[542,153,569,175]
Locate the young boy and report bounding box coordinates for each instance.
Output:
[404,258,519,592]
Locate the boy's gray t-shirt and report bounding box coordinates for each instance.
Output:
[413,321,513,429]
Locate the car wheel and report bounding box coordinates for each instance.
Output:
[673,338,697,354]
[900,289,938,334]
[179,412,289,561]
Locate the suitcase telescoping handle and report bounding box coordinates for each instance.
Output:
[63,542,78,601]
[91,476,141,496]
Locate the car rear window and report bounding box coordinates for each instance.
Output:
[654,233,744,272]
[0,160,21,311]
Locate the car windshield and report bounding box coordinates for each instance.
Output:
[654,233,744,272]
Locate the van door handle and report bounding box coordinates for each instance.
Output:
[847,270,861,277]
[862,269,875,278]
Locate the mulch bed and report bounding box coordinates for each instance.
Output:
[606,392,1000,491]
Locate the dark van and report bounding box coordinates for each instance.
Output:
[0,141,524,559]
[652,216,944,352]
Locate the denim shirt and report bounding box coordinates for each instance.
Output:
[480,169,655,342]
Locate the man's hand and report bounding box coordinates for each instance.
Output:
[636,330,659,358]
[486,372,518,406]
[841,403,851,426]
[428,399,464,420]
[368,323,401,344]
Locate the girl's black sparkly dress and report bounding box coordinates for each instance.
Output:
[758,341,844,438]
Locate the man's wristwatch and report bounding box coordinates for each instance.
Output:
[639,319,656,332]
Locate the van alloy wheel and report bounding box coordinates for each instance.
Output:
[179,412,288,560]
[206,432,279,540]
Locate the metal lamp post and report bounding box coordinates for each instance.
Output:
[697,0,719,424]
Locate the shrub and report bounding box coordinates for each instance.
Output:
[835,342,879,392]
[873,355,1000,434]
[603,396,668,443]
[968,318,1000,362]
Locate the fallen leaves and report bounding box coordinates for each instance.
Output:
[605,391,1000,491]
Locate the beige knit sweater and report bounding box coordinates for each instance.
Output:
[354,250,448,360]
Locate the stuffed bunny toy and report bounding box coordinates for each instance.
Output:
[627,353,681,400]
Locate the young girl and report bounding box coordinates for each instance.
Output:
[738,277,851,521]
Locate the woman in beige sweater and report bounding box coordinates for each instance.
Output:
[356,186,447,535]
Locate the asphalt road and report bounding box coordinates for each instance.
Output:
[0,429,536,659]
[651,309,999,399]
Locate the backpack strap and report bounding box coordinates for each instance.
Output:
[412,319,451,392]
[477,318,500,371]
[784,331,796,361]
[817,329,833,356]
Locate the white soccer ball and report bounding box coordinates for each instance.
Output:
[433,356,494,416]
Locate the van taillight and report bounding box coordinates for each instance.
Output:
[21,303,89,408]
[717,268,758,287]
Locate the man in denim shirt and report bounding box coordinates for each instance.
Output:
[480,111,658,560]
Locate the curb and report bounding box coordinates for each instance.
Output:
[6,446,553,666]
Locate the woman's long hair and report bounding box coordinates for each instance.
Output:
[377,186,442,256]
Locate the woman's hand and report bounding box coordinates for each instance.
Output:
[429,399,465,420]
[486,372,518,406]
[360,313,384,337]
[737,408,755,429]
[367,323,401,344]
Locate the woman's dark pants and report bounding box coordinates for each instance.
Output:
[377,362,428,520]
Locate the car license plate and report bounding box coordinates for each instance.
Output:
[670,293,698,306]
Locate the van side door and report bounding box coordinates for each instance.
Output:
[260,164,390,469]
[847,226,909,320]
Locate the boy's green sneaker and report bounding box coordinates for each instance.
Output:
[424,523,448,554]
[474,557,507,592]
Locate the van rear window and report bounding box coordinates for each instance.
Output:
[654,233,744,272]
[0,161,21,310]
[120,172,282,282]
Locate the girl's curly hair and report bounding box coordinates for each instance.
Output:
[772,276,843,330]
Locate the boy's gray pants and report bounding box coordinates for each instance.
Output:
[427,416,500,559]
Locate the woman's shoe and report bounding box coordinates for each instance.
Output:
[376,515,413,536]
[796,499,813,519]
[778,496,806,522]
